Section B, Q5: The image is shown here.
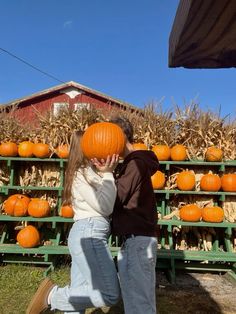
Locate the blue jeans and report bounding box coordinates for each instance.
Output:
[50,217,120,313]
[118,236,157,314]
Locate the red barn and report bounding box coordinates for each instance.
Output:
[1,81,140,123]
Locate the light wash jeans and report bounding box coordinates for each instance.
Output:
[118,236,157,314]
[50,217,120,313]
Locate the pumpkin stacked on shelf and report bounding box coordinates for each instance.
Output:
[170,144,187,161]
[17,225,40,248]
[179,204,202,222]
[177,170,196,191]
[28,198,50,218]
[205,146,223,162]
[179,204,225,223]
[221,173,236,192]
[32,143,50,158]
[60,205,74,218]
[3,194,30,217]
[202,206,224,223]
[0,141,52,159]
[0,142,18,157]
[18,141,34,157]
[133,142,148,150]
[151,170,166,190]
[152,144,171,161]
[55,144,70,159]
[2,194,51,218]
[200,173,221,192]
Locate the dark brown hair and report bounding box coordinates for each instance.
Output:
[63,130,87,205]
[109,116,134,143]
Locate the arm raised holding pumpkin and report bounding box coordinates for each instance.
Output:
[91,154,119,173]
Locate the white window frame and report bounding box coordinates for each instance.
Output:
[53,102,69,116]
[74,103,91,111]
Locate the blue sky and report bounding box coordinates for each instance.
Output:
[0,0,235,118]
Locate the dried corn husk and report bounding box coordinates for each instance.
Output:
[222,197,236,222]
[18,164,60,187]
[0,163,10,186]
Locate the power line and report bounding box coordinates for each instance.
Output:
[0,47,65,84]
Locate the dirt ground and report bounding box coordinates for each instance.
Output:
[156,270,236,314]
[87,270,236,314]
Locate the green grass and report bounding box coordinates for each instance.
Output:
[0,264,124,314]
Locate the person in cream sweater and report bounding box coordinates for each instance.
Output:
[27,130,121,314]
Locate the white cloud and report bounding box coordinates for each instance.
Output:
[63,20,73,29]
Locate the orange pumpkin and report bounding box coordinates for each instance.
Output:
[170,144,187,161]
[28,199,50,218]
[179,204,202,222]
[3,194,30,216]
[151,145,171,161]
[60,205,74,218]
[202,206,224,223]
[177,171,195,191]
[55,144,70,159]
[0,142,18,157]
[205,146,223,162]
[33,143,50,158]
[17,225,40,248]
[133,143,148,150]
[200,173,221,191]
[81,122,125,159]
[151,170,165,189]
[221,173,236,192]
[18,141,34,157]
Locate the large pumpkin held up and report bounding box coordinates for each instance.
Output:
[81,122,125,159]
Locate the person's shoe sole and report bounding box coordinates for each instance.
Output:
[26,277,54,314]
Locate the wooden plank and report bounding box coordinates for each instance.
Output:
[157,249,236,262]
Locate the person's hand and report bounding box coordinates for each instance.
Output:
[91,154,119,173]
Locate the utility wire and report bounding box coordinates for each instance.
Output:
[0,47,65,84]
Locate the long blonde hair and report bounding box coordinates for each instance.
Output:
[63,130,87,205]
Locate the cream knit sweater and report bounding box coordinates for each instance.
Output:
[71,166,117,221]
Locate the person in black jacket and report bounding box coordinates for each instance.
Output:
[110,116,159,314]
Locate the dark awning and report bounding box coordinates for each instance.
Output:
[169,0,236,68]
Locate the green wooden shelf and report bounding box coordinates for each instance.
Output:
[1,156,235,165]
[1,215,235,228]
[0,243,69,254]
[158,219,236,228]
[157,248,236,262]
[0,156,236,282]
[0,214,73,223]
[0,243,119,257]
[157,249,236,263]
[0,186,63,193]
[154,189,236,196]
[159,160,236,166]
[0,156,67,162]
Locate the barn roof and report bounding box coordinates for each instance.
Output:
[169,0,236,68]
[1,81,140,112]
